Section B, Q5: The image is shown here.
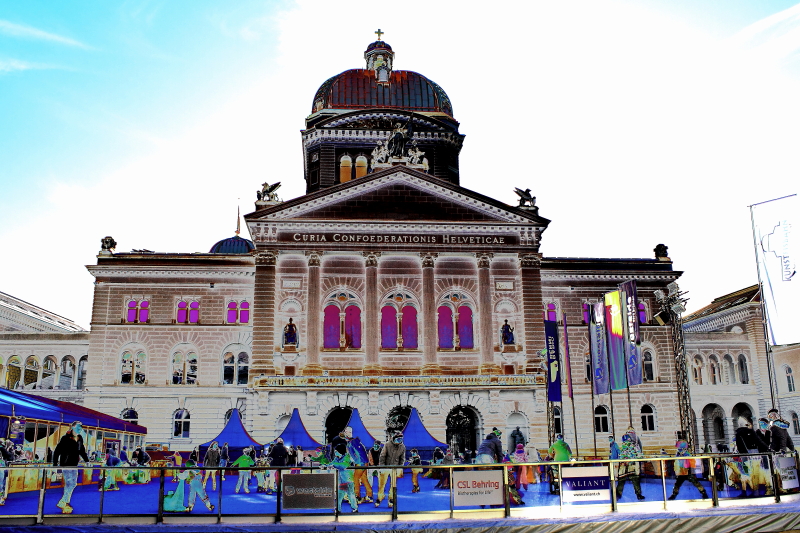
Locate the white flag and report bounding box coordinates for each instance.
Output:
[753,195,799,345]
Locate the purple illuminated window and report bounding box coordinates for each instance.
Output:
[638,303,647,324]
[177,301,188,323]
[402,306,418,349]
[240,301,250,323]
[457,306,474,349]
[227,302,238,324]
[381,306,398,349]
[127,301,138,323]
[323,305,340,349]
[544,303,557,322]
[582,303,590,324]
[189,301,200,324]
[438,306,454,349]
[139,301,149,322]
[345,305,361,349]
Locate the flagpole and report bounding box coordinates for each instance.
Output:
[747,194,795,410]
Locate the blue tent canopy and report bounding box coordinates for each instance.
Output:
[401,408,447,461]
[276,408,322,451]
[0,388,147,434]
[199,409,261,462]
[346,408,378,446]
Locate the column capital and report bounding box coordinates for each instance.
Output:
[519,253,542,267]
[305,250,323,267]
[420,252,438,268]
[363,251,382,267]
[255,251,278,266]
[476,253,494,269]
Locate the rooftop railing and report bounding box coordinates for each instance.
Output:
[254,374,544,389]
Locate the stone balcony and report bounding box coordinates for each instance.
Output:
[254,374,543,390]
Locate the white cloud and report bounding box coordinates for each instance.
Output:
[0,19,91,49]
[0,58,48,73]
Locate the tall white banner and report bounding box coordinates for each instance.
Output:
[753,195,799,345]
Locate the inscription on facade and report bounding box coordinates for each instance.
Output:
[279,232,518,245]
[282,279,302,289]
[495,281,514,290]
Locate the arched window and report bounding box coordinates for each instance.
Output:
[323,305,341,349]
[172,351,198,385]
[173,409,190,438]
[594,406,609,433]
[222,351,249,385]
[544,303,557,322]
[709,356,721,385]
[344,305,361,349]
[582,303,590,324]
[339,154,352,183]
[585,354,592,382]
[120,351,146,385]
[42,357,57,389]
[126,299,150,323]
[793,413,800,435]
[643,351,654,382]
[638,302,647,324]
[641,405,656,432]
[381,306,398,349]
[5,356,21,389]
[553,406,562,435]
[724,355,736,384]
[401,306,418,349]
[122,408,139,425]
[457,306,474,349]
[354,155,368,179]
[59,357,75,389]
[787,366,796,393]
[437,306,454,349]
[692,356,704,385]
[76,356,88,389]
[227,301,250,324]
[738,355,750,384]
[176,301,200,324]
[24,356,39,386]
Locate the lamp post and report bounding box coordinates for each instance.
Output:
[655,282,694,451]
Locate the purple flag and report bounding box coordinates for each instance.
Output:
[604,291,627,391]
[545,320,561,402]
[619,280,643,386]
[589,303,609,395]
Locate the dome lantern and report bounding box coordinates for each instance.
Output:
[365,29,394,82]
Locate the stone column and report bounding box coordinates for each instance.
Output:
[520,253,545,375]
[420,253,440,375]
[251,251,278,381]
[363,252,382,375]
[477,253,499,374]
[302,251,323,376]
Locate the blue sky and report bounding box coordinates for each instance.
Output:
[1,1,799,327]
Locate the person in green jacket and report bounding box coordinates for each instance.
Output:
[232,446,255,494]
[548,434,572,462]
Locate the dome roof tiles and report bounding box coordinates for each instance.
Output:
[209,235,255,254]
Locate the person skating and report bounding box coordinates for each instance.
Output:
[331,448,358,513]
[231,446,255,493]
[52,421,89,514]
[220,442,230,481]
[408,449,423,493]
[342,427,373,504]
[202,441,221,490]
[185,460,215,512]
[616,433,645,501]
[735,418,765,454]
[770,418,795,453]
[609,435,621,460]
[377,432,405,507]
[475,432,503,464]
[668,439,708,500]
[756,418,772,451]
[548,434,572,462]
[102,451,122,491]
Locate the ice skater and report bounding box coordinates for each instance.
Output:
[185,460,215,512]
[52,421,89,514]
[668,439,708,500]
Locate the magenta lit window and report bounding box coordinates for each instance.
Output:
[582,303,590,324]
[438,306,454,349]
[638,303,647,324]
[227,302,238,324]
[544,303,557,322]
[345,305,361,349]
[127,301,138,323]
[402,306,418,349]
[177,301,188,323]
[139,301,149,322]
[240,301,250,323]
[381,306,397,349]
[323,305,339,349]
[457,306,474,349]
[188,301,200,324]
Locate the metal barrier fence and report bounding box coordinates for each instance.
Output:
[0,452,797,524]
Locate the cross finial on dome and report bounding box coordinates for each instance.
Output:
[235,204,241,236]
[375,28,384,40]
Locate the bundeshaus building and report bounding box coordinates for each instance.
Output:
[79,39,688,456]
